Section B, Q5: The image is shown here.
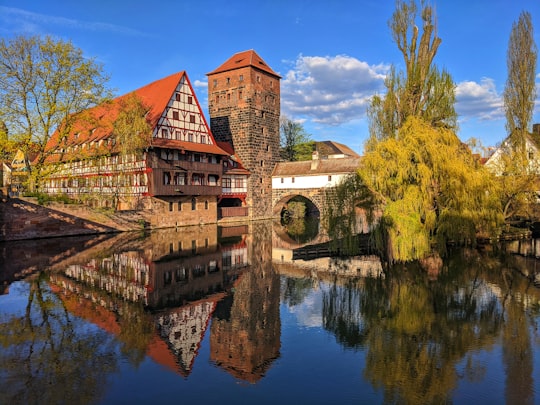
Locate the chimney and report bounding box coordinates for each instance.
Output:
[311,151,319,170]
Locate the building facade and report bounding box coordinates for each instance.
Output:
[207,50,281,219]
[42,71,232,227]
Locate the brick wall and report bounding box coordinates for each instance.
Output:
[208,64,280,219]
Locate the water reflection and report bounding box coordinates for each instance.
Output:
[1,222,540,403]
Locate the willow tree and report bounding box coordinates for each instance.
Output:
[325,0,503,262]
[361,117,502,262]
[0,35,111,188]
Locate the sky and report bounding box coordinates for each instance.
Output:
[1,0,539,154]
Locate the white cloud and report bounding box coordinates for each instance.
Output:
[281,54,388,125]
[0,6,147,36]
[455,78,504,121]
[193,79,207,88]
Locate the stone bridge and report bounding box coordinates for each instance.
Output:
[271,187,328,217]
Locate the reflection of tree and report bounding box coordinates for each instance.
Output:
[0,274,118,405]
[282,277,314,307]
[282,216,320,244]
[321,249,508,404]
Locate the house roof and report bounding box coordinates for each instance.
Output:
[217,141,250,175]
[44,71,229,162]
[316,141,360,158]
[272,157,361,177]
[207,50,280,78]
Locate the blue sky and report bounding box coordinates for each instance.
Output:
[1,0,539,154]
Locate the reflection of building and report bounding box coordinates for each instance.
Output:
[47,224,251,377]
[210,222,280,383]
[156,301,217,377]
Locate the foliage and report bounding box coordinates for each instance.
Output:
[324,173,379,256]
[360,117,503,262]
[504,11,537,154]
[112,93,152,157]
[294,140,316,161]
[24,191,75,205]
[0,35,111,187]
[280,116,312,161]
[487,145,540,220]
[366,0,457,148]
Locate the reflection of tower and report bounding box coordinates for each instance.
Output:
[210,221,280,382]
[207,50,281,219]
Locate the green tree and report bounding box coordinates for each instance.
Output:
[0,35,111,188]
[504,11,537,155]
[328,0,502,262]
[366,0,457,147]
[361,117,502,262]
[280,116,311,161]
[112,93,152,157]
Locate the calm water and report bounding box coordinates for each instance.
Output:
[1,220,540,405]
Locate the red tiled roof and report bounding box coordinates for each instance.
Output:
[217,141,250,175]
[153,138,228,156]
[207,50,280,78]
[44,71,229,161]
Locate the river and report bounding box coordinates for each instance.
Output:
[1,220,539,404]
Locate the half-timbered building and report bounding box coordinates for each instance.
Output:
[42,71,230,227]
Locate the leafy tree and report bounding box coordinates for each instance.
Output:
[504,11,537,155]
[280,116,311,161]
[366,0,457,148]
[0,120,16,160]
[0,35,112,188]
[360,117,502,262]
[487,11,539,221]
[112,93,152,157]
[325,0,502,262]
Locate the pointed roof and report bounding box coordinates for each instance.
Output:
[207,50,280,78]
[44,71,229,161]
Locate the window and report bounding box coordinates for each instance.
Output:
[161,128,168,138]
[200,135,206,144]
[328,175,332,181]
[226,77,230,84]
[215,95,219,104]
[173,111,179,120]
[178,201,182,211]
[239,74,243,81]
[223,178,231,188]
[169,202,173,212]
[292,177,295,183]
[175,131,181,140]
[175,93,181,101]
[239,90,243,99]
[281,177,284,183]
[188,133,194,142]
[189,115,195,123]
[256,75,261,83]
[188,96,193,104]
[191,197,196,210]
[227,93,230,101]
[213,79,217,88]
[205,200,209,210]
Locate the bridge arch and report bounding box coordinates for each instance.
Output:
[272,192,323,218]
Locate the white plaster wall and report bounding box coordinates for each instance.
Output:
[272,173,349,189]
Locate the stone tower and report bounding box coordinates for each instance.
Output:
[207,50,281,219]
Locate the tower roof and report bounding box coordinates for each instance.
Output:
[207,50,280,78]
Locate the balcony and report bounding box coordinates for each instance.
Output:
[219,207,249,218]
[151,183,222,196]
